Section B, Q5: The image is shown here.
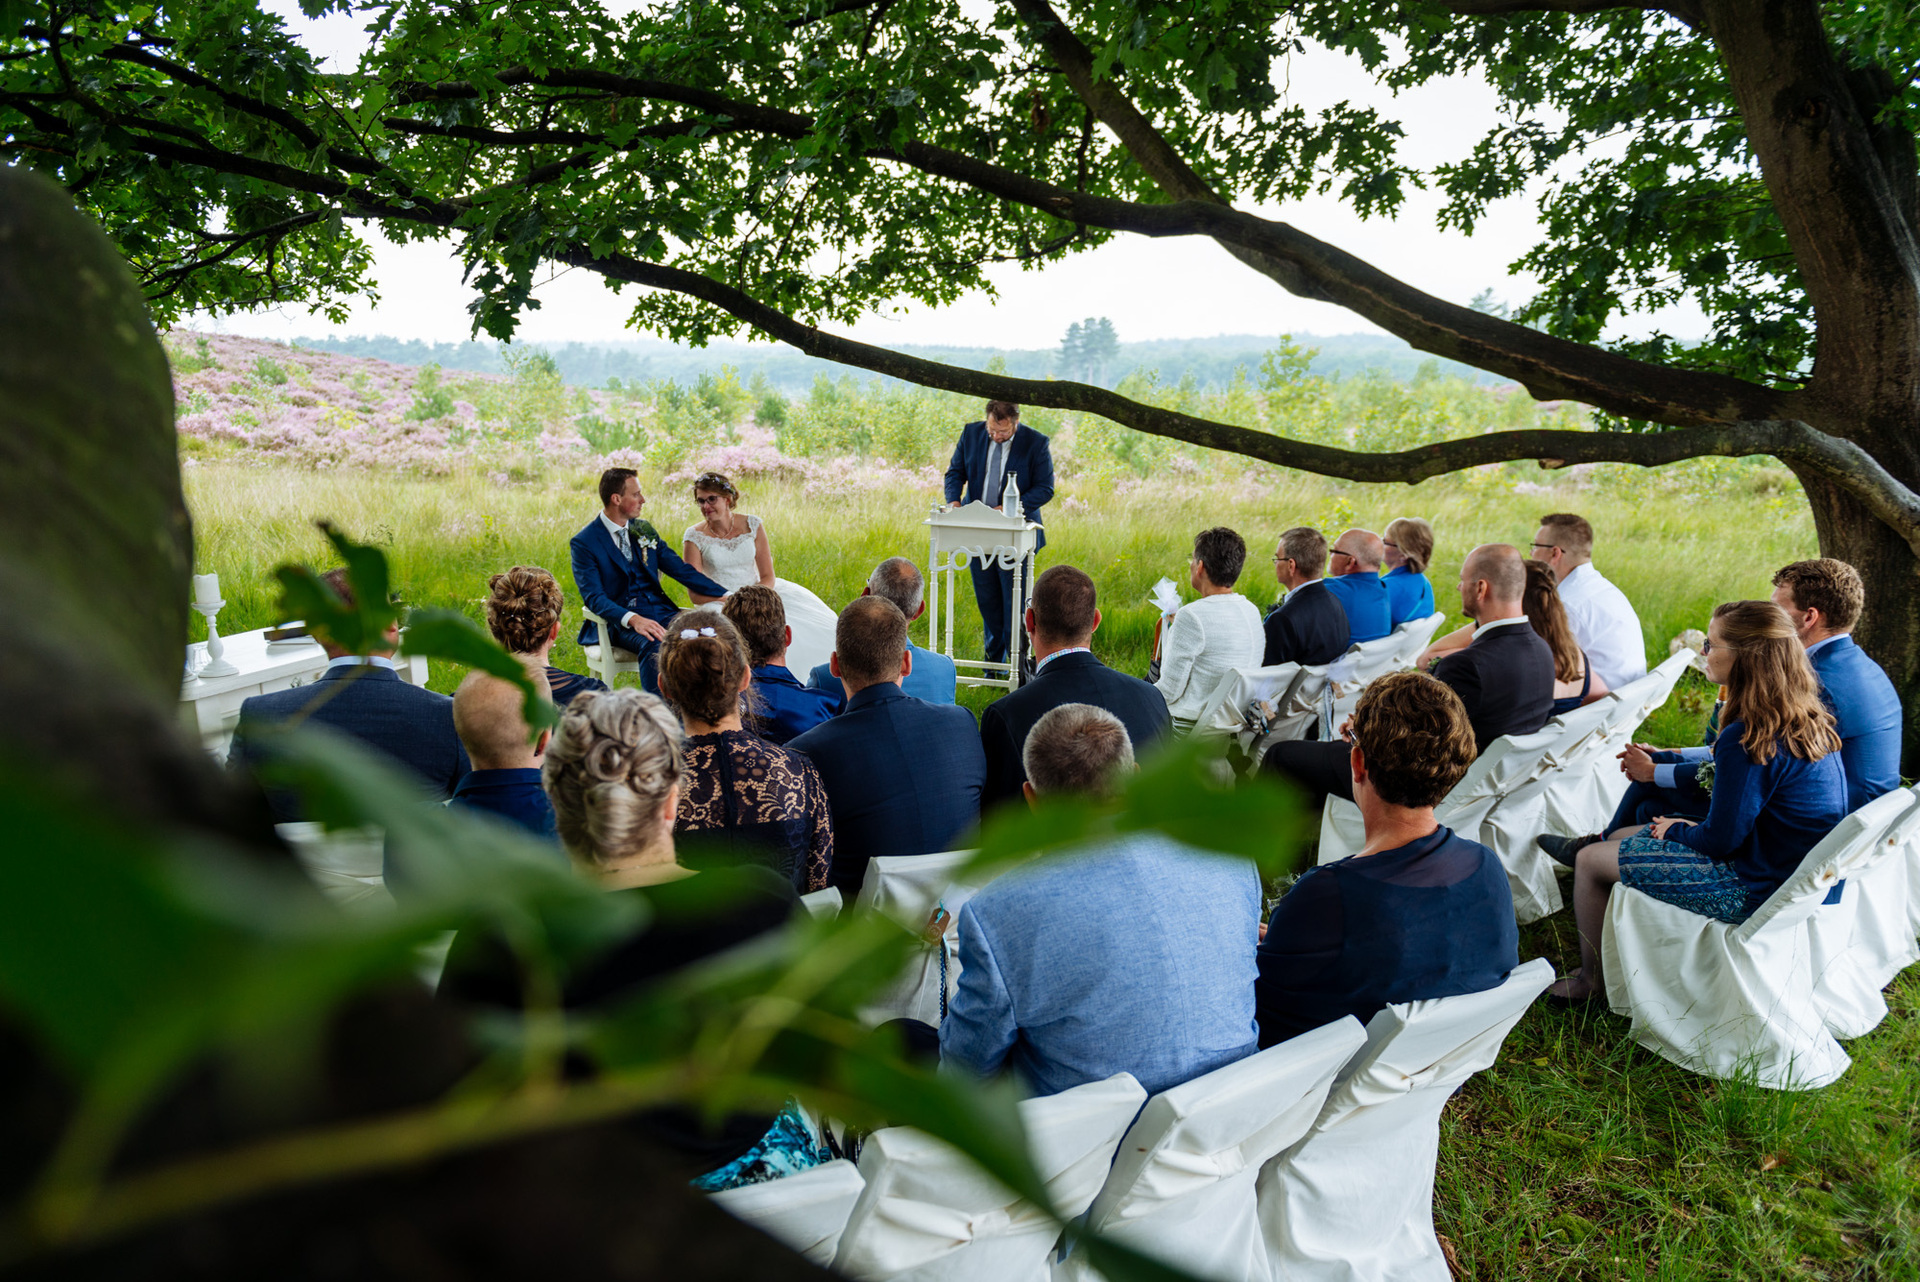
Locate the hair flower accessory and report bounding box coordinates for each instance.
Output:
[679,626,717,640]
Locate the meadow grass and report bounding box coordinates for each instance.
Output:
[182,459,1918,1278]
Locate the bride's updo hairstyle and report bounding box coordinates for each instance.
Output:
[542,688,683,866]
[657,608,751,725]
[485,565,564,655]
[693,471,740,505]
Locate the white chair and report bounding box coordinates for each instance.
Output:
[854,851,988,1027]
[580,608,642,687]
[1600,789,1916,1090]
[276,821,394,913]
[710,1158,867,1267]
[832,1073,1148,1282]
[1542,650,1693,839]
[1184,661,1309,747]
[1810,788,1920,1038]
[1323,612,1447,729]
[1054,1019,1367,1282]
[1256,958,1554,1281]
[801,887,845,920]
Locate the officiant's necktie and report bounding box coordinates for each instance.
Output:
[985,439,1006,505]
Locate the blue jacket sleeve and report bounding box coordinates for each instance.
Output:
[945,428,971,504]
[569,534,631,629]
[1020,433,1054,518]
[654,536,728,599]
[939,903,1019,1079]
[1666,727,1762,860]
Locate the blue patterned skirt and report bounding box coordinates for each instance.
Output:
[689,1102,835,1192]
[1617,830,1752,924]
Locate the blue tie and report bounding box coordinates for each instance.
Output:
[986,439,1006,504]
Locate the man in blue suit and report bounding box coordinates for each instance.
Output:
[723,585,839,745]
[1772,559,1902,809]
[808,557,958,705]
[229,568,469,823]
[944,400,1054,669]
[569,467,726,693]
[788,596,986,899]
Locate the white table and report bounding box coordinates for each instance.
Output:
[180,624,430,760]
[926,498,1042,691]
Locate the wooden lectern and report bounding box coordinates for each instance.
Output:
[925,475,1042,691]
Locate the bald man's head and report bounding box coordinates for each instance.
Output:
[1333,528,1385,574]
[454,666,553,770]
[1458,543,1527,621]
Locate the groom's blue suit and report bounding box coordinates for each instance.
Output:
[570,515,726,692]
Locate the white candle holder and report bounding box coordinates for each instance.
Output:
[192,598,239,678]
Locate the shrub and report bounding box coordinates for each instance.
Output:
[406,363,458,421]
[253,355,289,385]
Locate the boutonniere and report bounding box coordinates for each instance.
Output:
[633,532,659,552]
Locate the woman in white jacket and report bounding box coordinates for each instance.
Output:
[1153,527,1266,724]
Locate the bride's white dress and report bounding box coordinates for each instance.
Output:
[684,515,839,681]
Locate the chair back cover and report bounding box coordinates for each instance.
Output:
[1056,1019,1367,1282]
[1810,787,1920,1038]
[1600,790,1912,1089]
[1258,958,1553,1281]
[1186,662,1307,743]
[800,886,845,920]
[276,821,393,912]
[1543,650,1692,837]
[710,1158,867,1266]
[853,850,989,1026]
[833,1073,1148,1282]
[1323,613,1447,727]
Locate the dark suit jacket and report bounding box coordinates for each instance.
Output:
[230,664,470,822]
[569,515,727,647]
[787,683,986,897]
[1429,620,1556,753]
[1809,635,1904,812]
[978,651,1173,809]
[1263,579,1351,668]
[943,421,1055,551]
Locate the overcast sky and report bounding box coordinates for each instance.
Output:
[219,4,1702,351]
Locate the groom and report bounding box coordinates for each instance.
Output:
[570,467,726,693]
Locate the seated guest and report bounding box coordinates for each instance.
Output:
[1422,561,1608,715]
[230,568,468,822]
[1256,672,1518,1047]
[722,585,838,745]
[439,689,820,1188]
[1153,526,1265,722]
[484,564,607,706]
[1266,544,1554,807]
[1771,558,1902,811]
[789,597,986,898]
[1549,600,1847,1003]
[448,666,559,842]
[1530,512,1646,688]
[659,610,834,894]
[1320,528,1393,643]
[941,704,1261,1096]
[979,566,1171,809]
[1381,517,1437,628]
[1263,527,1351,667]
[808,557,958,705]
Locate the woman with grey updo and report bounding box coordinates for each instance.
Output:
[542,686,686,869]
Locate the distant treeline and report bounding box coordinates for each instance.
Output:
[286,332,1504,393]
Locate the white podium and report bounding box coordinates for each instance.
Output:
[925,497,1041,692]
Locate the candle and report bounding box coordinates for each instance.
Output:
[192,573,221,606]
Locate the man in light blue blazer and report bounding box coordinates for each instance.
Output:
[944,400,1054,668]
[1771,559,1902,810]
[941,705,1260,1098]
[808,556,957,706]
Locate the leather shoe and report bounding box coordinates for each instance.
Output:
[1535,832,1596,868]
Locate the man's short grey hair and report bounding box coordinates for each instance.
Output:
[1022,703,1135,797]
[868,556,925,618]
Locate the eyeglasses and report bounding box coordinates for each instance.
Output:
[1329,549,1353,561]
[1529,542,1559,552]
[1701,639,1716,655]
[1383,540,1399,550]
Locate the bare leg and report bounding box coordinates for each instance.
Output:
[1550,838,1623,1001]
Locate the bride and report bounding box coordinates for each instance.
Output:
[682,471,840,681]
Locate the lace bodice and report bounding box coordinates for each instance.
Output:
[684,514,764,592]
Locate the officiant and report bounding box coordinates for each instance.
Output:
[944,400,1054,670]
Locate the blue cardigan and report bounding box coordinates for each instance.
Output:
[1321,572,1392,643]
[1382,566,1435,629]
[1665,720,1847,908]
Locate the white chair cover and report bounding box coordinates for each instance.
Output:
[579,608,641,687]
[1256,958,1554,1281]
[1810,788,1920,1038]
[833,1073,1148,1282]
[854,850,986,1027]
[710,1158,867,1267]
[1542,650,1692,838]
[1054,1019,1367,1282]
[801,887,845,920]
[1323,613,1447,727]
[276,821,394,913]
[1185,662,1308,745]
[1600,789,1915,1090]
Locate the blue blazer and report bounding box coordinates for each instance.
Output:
[230,665,470,822]
[569,515,727,646]
[978,651,1172,809]
[1808,636,1903,813]
[786,683,986,896]
[808,642,958,706]
[1320,572,1392,643]
[943,421,1055,551]
[748,664,841,745]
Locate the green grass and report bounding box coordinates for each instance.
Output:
[181,458,1919,1277]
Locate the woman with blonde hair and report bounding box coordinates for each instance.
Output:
[483,564,608,706]
[1547,600,1845,1003]
[1382,516,1436,627]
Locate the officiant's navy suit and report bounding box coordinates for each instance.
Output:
[570,515,726,692]
[944,421,1054,665]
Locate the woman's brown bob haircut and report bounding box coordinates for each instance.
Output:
[1349,671,1478,808]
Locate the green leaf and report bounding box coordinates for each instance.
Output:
[272,523,398,655]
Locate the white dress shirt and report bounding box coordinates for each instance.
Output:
[1556,562,1646,689]
[1154,592,1265,721]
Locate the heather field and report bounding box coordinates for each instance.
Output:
[174,331,1919,1278]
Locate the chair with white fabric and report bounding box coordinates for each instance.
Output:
[1053,1018,1367,1282]
[832,1073,1148,1282]
[854,850,986,1026]
[800,886,845,920]
[1542,649,1693,839]
[1323,612,1447,728]
[579,607,642,688]
[710,1158,867,1267]
[1256,958,1553,1282]
[276,821,393,913]
[1600,789,1914,1090]
[1809,787,1920,1039]
[1181,661,1309,746]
